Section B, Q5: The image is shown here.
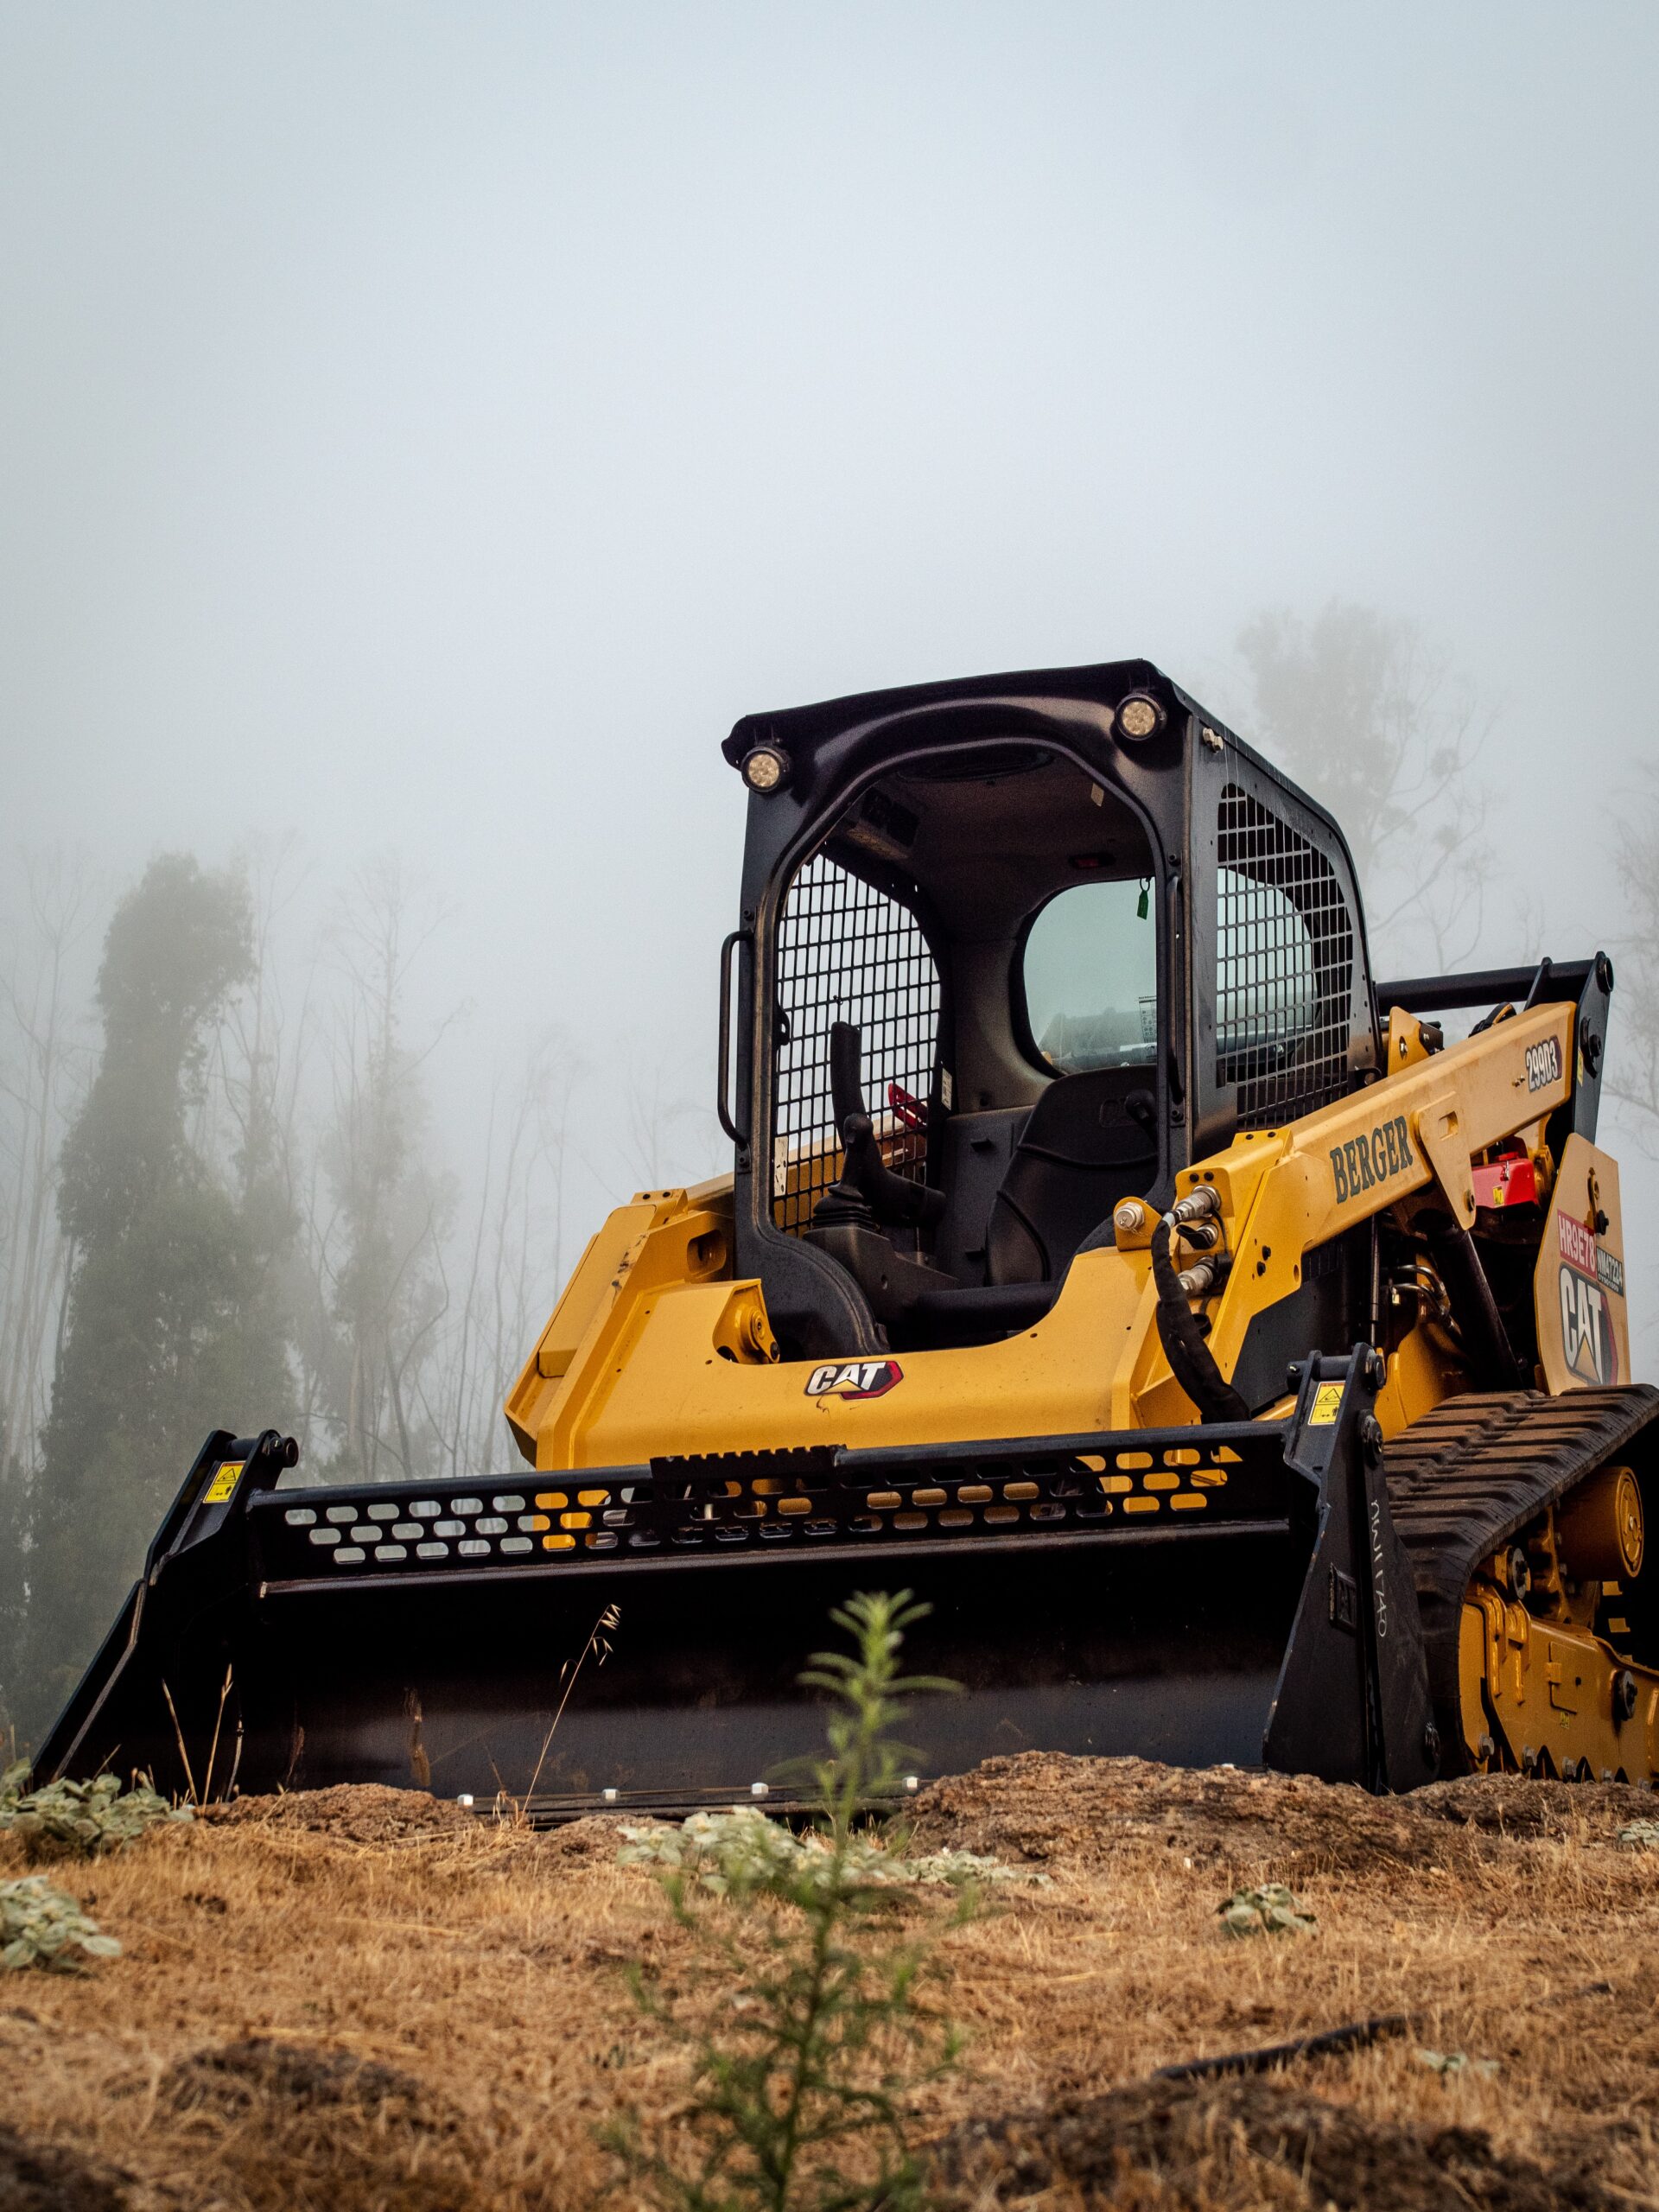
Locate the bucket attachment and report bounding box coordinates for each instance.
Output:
[34,1352,1434,1812]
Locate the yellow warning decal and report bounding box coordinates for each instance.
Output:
[1308,1383,1344,1427]
[203,1460,244,1505]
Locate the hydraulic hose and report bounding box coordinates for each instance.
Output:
[1150,1192,1248,1425]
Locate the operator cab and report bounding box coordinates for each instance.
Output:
[720,663,1376,1363]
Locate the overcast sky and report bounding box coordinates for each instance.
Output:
[3,3,1657,1319]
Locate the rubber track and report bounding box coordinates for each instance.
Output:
[1383,1383,1659,1759]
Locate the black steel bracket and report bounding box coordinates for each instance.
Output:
[1262,1347,1438,1792]
[32,1429,293,1786]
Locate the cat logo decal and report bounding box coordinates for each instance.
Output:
[804,1359,903,1401]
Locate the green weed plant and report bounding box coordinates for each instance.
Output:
[0,1875,121,1973]
[0,1761,191,1859]
[1216,1883,1318,1939]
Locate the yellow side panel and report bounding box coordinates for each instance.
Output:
[539,1241,1154,1471]
[504,1201,664,1462]
[1535,1134,1630,1392]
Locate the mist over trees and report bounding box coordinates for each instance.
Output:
[1236,601,1496,977]
[0,847,593,1747]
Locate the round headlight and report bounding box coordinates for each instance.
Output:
[741,744,791,793]
[1114,693,1166,743]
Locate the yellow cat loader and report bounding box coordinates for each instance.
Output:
[36,662,1656,1808]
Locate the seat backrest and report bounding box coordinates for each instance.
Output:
[985,1071,1157,1285]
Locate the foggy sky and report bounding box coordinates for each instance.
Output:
[4,4,1658,1324]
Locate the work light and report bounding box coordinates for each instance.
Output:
[1114,693,1166,742]
[741,743,791,793]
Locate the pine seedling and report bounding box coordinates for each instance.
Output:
[608,1589,973,2212]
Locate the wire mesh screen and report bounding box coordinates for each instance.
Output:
[772,851,940,1233]
[1216,782,1354,1128]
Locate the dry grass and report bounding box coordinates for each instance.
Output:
[2,1758,1656,2209]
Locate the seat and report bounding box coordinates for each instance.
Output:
[804,1035,1157,1349]
[984,1071,1158,1285]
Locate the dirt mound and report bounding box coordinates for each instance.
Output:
[910,1754,1446,1875]
[1416,1772,1658,1837]
[162,2035,429,2118]
[910,1753,1657,1875]
[532,1812,625,1862]
[205,1783,477,1846]
[160,2037,482,2210]
[931,2076,1618,2212]
[0,2122,149,2212]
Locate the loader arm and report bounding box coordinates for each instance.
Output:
[1116,998,1577,1428]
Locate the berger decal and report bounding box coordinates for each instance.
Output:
[1558,1211,1624,1296]
[1330,1116,1414,1205]
[804,1358,903,1401]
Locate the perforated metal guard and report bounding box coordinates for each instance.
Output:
[251,1424,1293,1584]
[1216,782,1354,1128]
[772,851,939,1233]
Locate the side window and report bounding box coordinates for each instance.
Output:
[1021,879,1158,1075]
[1216,784,1354,1126]
[772,852,939,1234]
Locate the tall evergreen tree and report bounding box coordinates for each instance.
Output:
[22,856,294,1738]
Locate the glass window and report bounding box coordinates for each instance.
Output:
[1021,879,1158,1074]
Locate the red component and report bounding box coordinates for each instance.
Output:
[887,1082,929,1132]
[1472,1153,1538,1210]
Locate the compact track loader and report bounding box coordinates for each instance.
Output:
[37,661,1657,1810]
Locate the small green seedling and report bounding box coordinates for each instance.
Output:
[608,1589,976,2212]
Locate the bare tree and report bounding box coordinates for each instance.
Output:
[307,856,458,1484]
[613,1037,722,1194]
[1237,602,1497,974]
[0,852,99,1481]
[1611,768,1659,1138]
[423,1029,579,1478]
[0,850,99,1736]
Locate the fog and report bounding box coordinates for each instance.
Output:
[4,0,1657,1314]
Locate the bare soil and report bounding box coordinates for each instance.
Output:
[3,1755,1656,2209]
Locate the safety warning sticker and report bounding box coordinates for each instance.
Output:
[1308,1382,1344,1427]
[203,1460,244,1505]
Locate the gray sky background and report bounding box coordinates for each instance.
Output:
[4,3,1657,1328]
